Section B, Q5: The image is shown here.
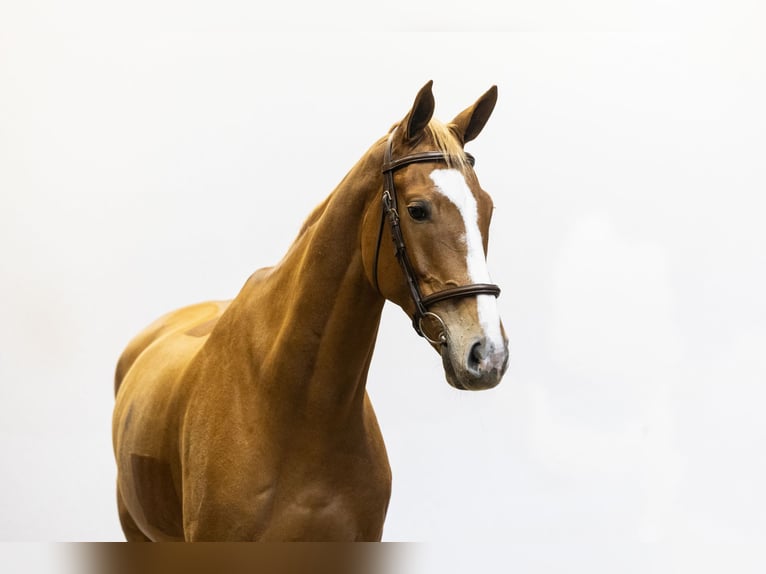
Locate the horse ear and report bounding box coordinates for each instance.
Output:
[449,85,498,144]
[403,80,435,141]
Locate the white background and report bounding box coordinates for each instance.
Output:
[2,0,765,570]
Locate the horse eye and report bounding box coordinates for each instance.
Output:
[407,204,429,221]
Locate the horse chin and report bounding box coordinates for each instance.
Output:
[438,343,504,391]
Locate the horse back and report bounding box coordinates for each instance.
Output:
[114,300,229,396]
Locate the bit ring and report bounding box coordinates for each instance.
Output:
[419,312,449,346]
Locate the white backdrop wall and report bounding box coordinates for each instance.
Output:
[1,0,765,570]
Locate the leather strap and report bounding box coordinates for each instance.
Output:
[421,283,501,307]
[382,150,475,173]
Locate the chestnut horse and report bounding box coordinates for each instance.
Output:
[112,81,509,541]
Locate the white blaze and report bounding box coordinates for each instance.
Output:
[429,169,504,350]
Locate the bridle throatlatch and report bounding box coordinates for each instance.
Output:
[372,131,501,344]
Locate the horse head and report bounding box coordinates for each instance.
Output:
[362,81,509,391]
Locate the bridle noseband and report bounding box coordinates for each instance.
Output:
[372,131,501,344]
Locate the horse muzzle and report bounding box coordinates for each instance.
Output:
[440,334,509,391]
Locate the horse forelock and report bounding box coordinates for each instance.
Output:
[426,120,470,172]
[387,119,471,172]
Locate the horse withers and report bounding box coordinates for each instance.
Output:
[112,81,509,541]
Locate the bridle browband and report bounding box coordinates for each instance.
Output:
[372,130,501,344]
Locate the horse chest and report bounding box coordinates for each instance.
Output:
[263,452,391,539]
[259,484,376,541]
[187,467,390,541]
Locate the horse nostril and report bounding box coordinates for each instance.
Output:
[467,339,487,374]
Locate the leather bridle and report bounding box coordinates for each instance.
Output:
[372,130,501,344]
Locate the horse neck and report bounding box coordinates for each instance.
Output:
[212,145,386,422]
